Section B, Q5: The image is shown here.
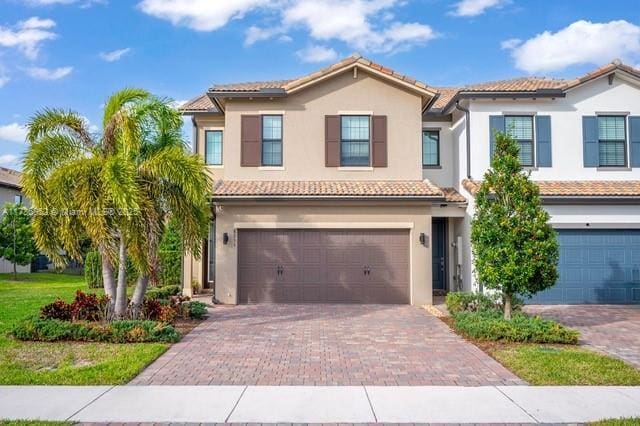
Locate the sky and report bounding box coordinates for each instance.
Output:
[0,0,639,170]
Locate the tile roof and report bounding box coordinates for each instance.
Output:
[179,94,219,113]
[0,167,21,189]
[432,60,640,112]
[211,80,293,92]
[212,180,466,201]
[206,54,435,96]
[462,179,640,198]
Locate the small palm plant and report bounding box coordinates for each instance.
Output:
[22,89,210,319]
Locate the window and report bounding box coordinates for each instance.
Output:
[205,130,222,165]
[14,195,22,204]
[505,116,534,166]
[422,130,439,167]
[598,116,626,167]
[262,115,282,166]
[340,115,370,166]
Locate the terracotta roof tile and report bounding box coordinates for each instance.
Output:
[462,77,569,92]
[211,79,293,92]
[179,94,219,113]
[211,180,464,200]
[462,179,640,197]
[431,87,459,110]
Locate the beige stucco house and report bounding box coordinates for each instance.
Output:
[182,55,640,306]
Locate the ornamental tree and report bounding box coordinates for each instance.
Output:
[471,131,559,319]
[0,203,39,280]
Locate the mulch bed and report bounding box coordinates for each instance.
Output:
[172,318,204,336]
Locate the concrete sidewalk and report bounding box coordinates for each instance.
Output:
[1,385,639,424]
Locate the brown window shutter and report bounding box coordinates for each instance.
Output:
[241,115,261,166]
[372,115,387,167]
[325,115,340,167]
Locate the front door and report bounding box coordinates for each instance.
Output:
[432,218,447,291]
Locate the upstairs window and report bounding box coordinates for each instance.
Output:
[505,115,534,166]
[341,115,370,166]
[422,130,440,167]
[598,115,626,167]
[262,115,282,166]
[205,130,223,165]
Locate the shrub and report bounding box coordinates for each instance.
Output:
[452,310,579,344]
[191,279,201,295]
[71,290,108,321]
[146,285,181,300]
[84,250,103,288]
[142,298,163,320]
[11,317,180,343]
[158,250,182,287]
[445,292,497,314]
[188,301,208,319]
[158,305,176,322]
[40,299,73,321]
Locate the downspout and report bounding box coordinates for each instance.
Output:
[454,100,471,179]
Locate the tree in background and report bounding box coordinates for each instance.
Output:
[0,203,39,280]
[157,218,182,288]
[23,88,210,319]
[471,132,559,319]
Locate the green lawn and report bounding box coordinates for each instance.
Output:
[491,344,640,385]
[591,419,640,426]
[0,272,168,385]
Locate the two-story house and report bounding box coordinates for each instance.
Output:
[181,55,640,305]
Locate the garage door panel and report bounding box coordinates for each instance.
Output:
[238,229,409,304]
[528,229,640,305]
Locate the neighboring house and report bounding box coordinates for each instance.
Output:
[181,55,640,305]
[0,167,31,274]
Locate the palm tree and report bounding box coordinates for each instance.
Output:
[22,88,210,319]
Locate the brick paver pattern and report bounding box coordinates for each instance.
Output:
[525,304,640,368]
[130,304,524,386]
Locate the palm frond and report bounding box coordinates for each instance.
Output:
[27,108,94,148]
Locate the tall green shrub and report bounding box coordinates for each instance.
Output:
[157,219,182,287]
[0,203,39,279]
[84,250,102,289]
[471,132,559,319]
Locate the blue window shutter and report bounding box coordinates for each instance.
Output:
[582,116,598,167]
[489,115,505,161]
[535,115,552,167]
[629,116,640,167]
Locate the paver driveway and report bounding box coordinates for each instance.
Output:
[130,304,524,386]
[525,304,640,368]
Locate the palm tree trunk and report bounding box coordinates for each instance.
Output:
[504,292,512,320]
[114,237,128,319]
[130,274,149,318]
[99,247,116,317]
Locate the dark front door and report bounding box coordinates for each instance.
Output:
[432,218,447,291]
[237,229,410,304]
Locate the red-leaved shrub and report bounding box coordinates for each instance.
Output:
[40,299,73,321]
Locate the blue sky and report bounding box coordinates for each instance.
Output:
[0,0,639,170]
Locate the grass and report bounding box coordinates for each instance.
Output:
[0,422,71,426]
[489,343,640,385]
[591,419,640,426]
[0,272,168,385]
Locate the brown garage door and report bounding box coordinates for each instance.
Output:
[238,229,410,304]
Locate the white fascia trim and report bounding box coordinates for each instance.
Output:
[234,222,415,229]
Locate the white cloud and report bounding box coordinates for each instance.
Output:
[26,66,73,80]
[296,45,338,63]
[139,0,437,55]
[0,16,57,59]
[99,47,131,62]
[451,0,507,17]
[245,25,285,46]
[0,154,20,169]
[0,123,27,143]
[500,38,521,50]
[282,0,436,53]
[170,100,188,109]
[138,0,271,32]
[503,20,640,73]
